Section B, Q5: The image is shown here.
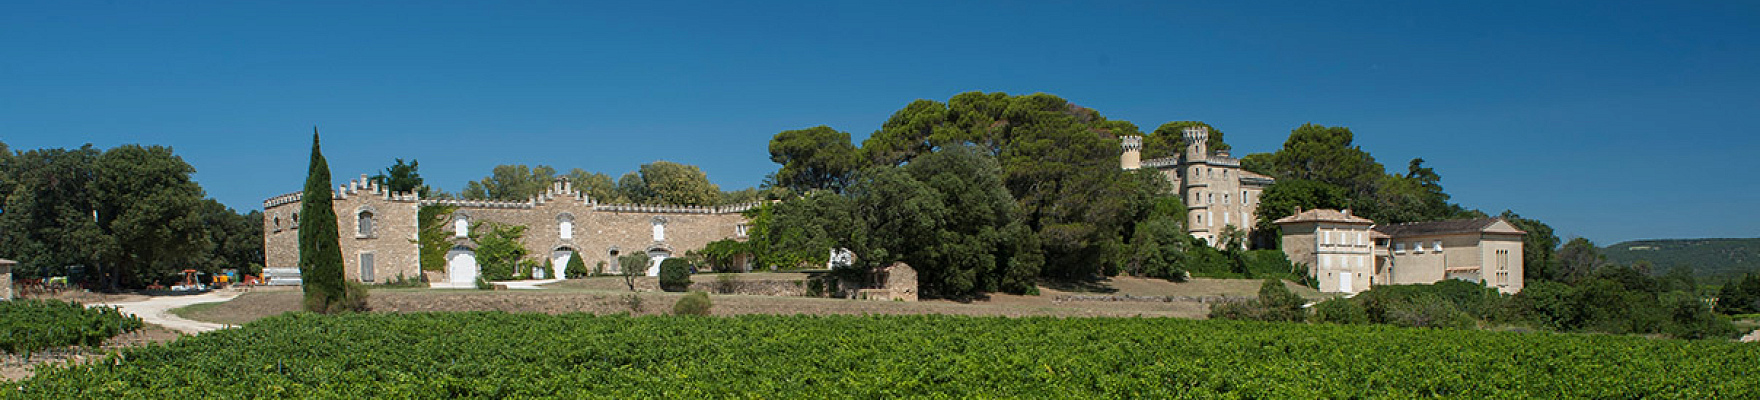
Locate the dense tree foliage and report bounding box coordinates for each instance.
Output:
[471,222,530,281]
[368,158,429,196]
[1142,121,1229,159]
[461,165,557,201]
[460,162,746,206]
[1715,274,1760,315]
[768,125,860,194]
[1241,123,1477,232]
[620,161,721,206]
[0,141,260,289]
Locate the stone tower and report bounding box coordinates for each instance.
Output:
[1120,135,1143,170]
[1182,126,1209,161]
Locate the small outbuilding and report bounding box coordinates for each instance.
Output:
[1,258,15,300]
[856,262,918,301]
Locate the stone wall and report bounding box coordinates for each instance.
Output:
[263,175,423,285]
[1,259,13,300]
[266,176,753,284]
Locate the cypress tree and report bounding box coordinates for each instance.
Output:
[298,128,347,312]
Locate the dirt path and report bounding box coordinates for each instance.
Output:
[90,289,244,334]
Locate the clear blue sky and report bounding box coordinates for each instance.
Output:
[3,1,1756,246]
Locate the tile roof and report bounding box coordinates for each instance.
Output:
[1372,218,1525,238]
[1272,208,1375,225]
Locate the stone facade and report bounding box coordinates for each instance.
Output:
[1121,127,1274,246]
[1,258,14,300]
[264,175,754,286]
[1275,209,1526,294]
[855,262,918,301]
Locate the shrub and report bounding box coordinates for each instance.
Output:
[714,274,740,294]
[304,281,371,313]
[565,250,589,279]
[475,276,493,290]
[1663,293,1740,339]
[619,294,645,313]
[1207,280,1306,322]
[1382,293,1474,329]
[659,258,692,292]
[673,291,713,316]
[1311,298,1368,324]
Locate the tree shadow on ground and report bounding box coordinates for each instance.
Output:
[1039,278,1118,294]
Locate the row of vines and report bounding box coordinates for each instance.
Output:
[1,300,143,357]
[13,312,1758,398]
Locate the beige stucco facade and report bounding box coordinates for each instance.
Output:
[1273,209,1376,293]
[1276,209,1526,294]
[264,175,753,285]
[1121,127,1273,246]
[1376,219,1526,294]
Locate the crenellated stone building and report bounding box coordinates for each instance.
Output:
[1120,126,1275,246]
[263,174,754,287]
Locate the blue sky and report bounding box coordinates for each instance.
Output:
[3,1,1756,246]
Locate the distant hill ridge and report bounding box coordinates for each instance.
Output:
[1601,238,1760,280]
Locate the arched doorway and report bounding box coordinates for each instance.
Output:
[645,247,671,277]
[446,246,478,285]
[551,246,575,279]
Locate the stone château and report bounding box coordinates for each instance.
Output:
[1120,126,1275,245]
[263,174,753,286]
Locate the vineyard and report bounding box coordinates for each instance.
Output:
[12,312,1758,398]
[0,300,143,357]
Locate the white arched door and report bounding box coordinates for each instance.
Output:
[551,249,573,279]
[646,249,671,277]
[447,248,478,285]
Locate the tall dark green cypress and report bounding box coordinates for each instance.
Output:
[298,128,346,312]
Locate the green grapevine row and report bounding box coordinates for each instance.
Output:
[0,299,144,356]
[12,312,1757,398]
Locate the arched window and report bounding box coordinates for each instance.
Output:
[358,211,375,237]
[652,217,666,241]
[454,215,469,238]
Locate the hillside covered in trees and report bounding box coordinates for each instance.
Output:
[1602,238,1760,279]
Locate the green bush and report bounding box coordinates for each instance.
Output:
[304,281,372,313]
[659,258,693,292]
[1382,293,1475,329]
[564,250,589,279]
[1207,280,1306,322]
[673,291,713,316]
[1311,298,1368,324]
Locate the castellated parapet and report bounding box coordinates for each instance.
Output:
[1124,125,1274,247]
[264,175,753,285]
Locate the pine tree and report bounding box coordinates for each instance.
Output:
[298,128,348,313]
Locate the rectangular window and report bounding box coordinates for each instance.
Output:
[360,253,375,282]
[736,224,750,237]
[1223,212,1230,225]
[454,217,468,238]
[1433,241,1443,252]
[1395,243,1405,254]
[560,220,574,240]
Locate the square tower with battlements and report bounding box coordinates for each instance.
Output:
[1120,126,1274,247]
